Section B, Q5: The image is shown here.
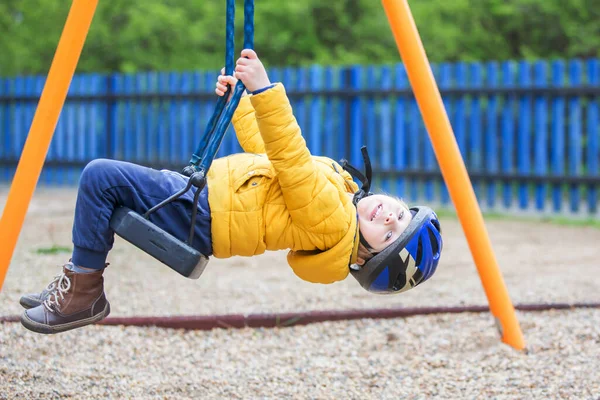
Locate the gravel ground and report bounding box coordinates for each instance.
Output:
[1,187,600,399]
[1,310,599,399]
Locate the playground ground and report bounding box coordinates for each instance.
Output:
[1,187,599,399]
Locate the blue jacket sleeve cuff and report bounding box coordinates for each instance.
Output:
[251,83,277,96]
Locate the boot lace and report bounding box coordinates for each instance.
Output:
[43,273,71,312]
[43,274,61,293]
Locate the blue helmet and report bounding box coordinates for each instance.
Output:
[340,146,443,295]
[349,206,442,294]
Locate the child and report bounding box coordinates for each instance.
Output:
[19,49,442,334]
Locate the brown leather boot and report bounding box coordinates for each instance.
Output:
[19,261,109,309]
[20,265,110,334]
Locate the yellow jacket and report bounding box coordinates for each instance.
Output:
[206,83,360,284]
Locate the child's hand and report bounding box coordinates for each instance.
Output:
[235,49,271,93]
[215,68,243,100]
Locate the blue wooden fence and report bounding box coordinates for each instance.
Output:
[1,59,599,216]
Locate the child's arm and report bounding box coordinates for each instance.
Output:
[216,73,265,154]
[237,50,351,236]
[231,97,265,153]
[252,85,350,237]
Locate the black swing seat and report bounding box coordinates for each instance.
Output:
[109,206,209,279]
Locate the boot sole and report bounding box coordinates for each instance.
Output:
[20,302,111,334]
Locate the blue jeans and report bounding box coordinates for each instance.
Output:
[71,159,212,270]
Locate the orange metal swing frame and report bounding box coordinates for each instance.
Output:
[0,0,525,350]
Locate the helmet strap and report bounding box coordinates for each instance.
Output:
[341,146,377,253]
[359,231,377,253]
[340,146,373,207]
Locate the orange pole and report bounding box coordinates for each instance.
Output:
[0,0,98,291]
[381,0,526,350]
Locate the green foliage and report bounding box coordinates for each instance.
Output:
[35,245,71,255]
[1,0,599,76]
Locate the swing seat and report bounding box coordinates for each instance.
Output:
[109,206,209,279]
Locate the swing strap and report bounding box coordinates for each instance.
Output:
[183,0,254,177]
[145,0,254,247]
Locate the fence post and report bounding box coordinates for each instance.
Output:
[105,74,115,159]
[438,63,452,206]
[588,60,599,213]
[486,62,499,208]
[551,61,565,212]
[341,67,352,160]
[380,65,392,193]
[568,60,583,213]
[394,63,408,198]
[323,66,335,159]
[533,61,548,212]
[470,62,483,197]
[501,61,515,209]
[518,61,531,210]
[349,66,362,166]
[0,78,8,181]
[309,65,323,155]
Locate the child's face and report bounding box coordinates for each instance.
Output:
[356,194,412,252]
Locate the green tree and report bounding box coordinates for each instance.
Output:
[1,0,599,76]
